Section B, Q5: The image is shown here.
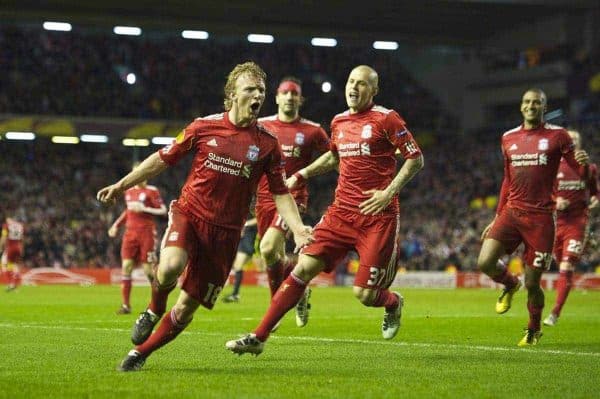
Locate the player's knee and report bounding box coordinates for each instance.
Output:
[353,286,375,306]
[292,255,323,282]
[259,239,277,261]
[160,253,185,272]
[155,255,185,285]
[476,254,497,274]
[122,259,135,275]
[523,276,541,292]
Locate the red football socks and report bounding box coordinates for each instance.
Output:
[254,274,307,341]
[552,270,573,317]
[492,268,519,290]
[371,289,399,310]
[136,308,189,357]
[266,259,284,297]
[527,301,543,331]
[121,277,132,307]
[148,279,177,316]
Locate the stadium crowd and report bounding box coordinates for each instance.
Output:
[1,24,599,274]
[0,25,449,131]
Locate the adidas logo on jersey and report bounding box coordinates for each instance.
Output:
[508,143,518,151]
[207,138,218,147]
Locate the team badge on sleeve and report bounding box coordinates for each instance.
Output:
[246,145,260,162]
[295,132,305,145]
[396,129,408,138]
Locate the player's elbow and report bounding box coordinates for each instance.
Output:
[413,155,424,171]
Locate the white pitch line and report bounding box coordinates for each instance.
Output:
[1,323,599,358]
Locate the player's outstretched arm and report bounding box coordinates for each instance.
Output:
[141,204,167,216]
[359,154,424,215]
[273,193,314,252]
[97,152,168,205]
[108,211,126,237]
[286,151,339,189]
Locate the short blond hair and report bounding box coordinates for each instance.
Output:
[223,62,267,111]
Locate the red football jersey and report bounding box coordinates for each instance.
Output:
[2,218,24,245]
[159,112,288,230]
[329,104,422,214]
[497,123,582,214]
[115,185,164,230]
[555,161,598,216]
[256,115,329,208]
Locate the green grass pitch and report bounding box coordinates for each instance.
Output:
[1,285,599,398]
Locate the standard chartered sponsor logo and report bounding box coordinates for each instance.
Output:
[242,164,252,178]
[281,144,301,158]
[510,153,547,167]
[207,152,243,167]
[338,142,370,157]
[360,142,371,155]
[204,152,251,177]
[558,180,586,190]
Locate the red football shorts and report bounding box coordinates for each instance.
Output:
[301,206,400,289]
[121,228,158,264]
[2,242,22,264]
[161,202,240,309]
[554,212,588,264]
[255,202,306,237]
[487,207,554,270]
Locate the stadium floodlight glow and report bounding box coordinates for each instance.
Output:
[51,136,79,144]
[113,26,142,36]
[181,30,209,40]
[43,21,72,32]
[5,131,36,140]
[373,41,399,51]
[122,138,150,147]
[80,134,109,143]
[151,136,174,145]
[311,37,337,47]
[321,81,332,93]
[126,73,137,85]
[247,34,275,44]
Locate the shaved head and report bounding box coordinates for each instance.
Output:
[346,65,379,113]
[523,88,547,106]
[352,65,379,91]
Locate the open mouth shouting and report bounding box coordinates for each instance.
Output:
[347,91,359,103]
[250,101,261,113]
